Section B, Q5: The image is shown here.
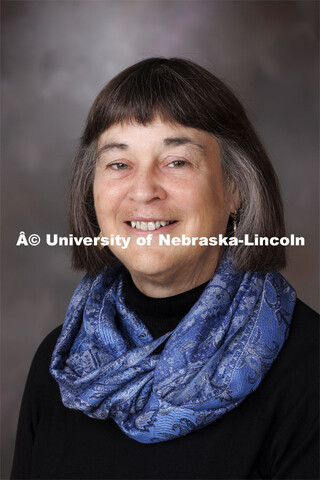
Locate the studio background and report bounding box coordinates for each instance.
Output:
[1,1,318,478]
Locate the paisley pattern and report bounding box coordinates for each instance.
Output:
[50,253,296,443]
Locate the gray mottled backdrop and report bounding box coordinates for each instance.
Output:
[1,1,319,477]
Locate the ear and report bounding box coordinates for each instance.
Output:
[229,183,241,213]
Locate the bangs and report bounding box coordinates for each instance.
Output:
[82,58,217,145]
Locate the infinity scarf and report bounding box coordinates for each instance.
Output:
[50,253,296,443]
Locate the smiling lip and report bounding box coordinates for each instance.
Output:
[126,220,177,232]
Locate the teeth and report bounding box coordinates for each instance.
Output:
[129,220,174,231]
[148,222,156,231]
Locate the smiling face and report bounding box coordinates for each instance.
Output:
[93,118,238,297]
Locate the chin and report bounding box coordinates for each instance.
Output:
[118,249,177,279]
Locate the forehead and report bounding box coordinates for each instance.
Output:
[97,118,220,154]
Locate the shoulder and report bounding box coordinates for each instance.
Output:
[27,325,63,390]
[291,298,319,330]
[255,299,319,479]
[254,298,318,410]
[285,299,319,359]
[261,298,319,402]
[293,299,320,328]
[279,298,318,364]
[33,325,62,364]
[259,300,319,477]
[16,325,64,432]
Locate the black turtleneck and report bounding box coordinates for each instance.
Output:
[11,292,319,479]
[122,268,208,339]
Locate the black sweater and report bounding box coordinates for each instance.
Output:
[11,278,319,479]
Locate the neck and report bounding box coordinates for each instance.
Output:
[122,268,209,339]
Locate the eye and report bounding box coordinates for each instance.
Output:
[107,162,129,170]
[167,160,188,168]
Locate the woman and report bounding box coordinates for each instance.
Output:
[11,58,318,479]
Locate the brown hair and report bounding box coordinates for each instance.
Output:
[70,57,286,274]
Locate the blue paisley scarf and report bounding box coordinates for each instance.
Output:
[50,253,296,443]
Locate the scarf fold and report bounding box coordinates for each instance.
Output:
[50,253,296,443]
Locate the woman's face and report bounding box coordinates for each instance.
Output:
[93,118,238,296]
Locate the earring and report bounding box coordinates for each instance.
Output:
[97,231,104,251]
[230,210,238,236]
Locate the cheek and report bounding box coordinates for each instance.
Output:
[94,175,127,203]
[93,177,101,205]
[93,188,104,219]
[191,186,230,231]
[93,181,125,231]
[94,191,101,208]
[193,184,226,214]
[94,178,114,208]
[93,180,110,224]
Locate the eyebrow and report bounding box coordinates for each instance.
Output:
[163,136,206,151]
[97,136,206,158]
[97,142,128,158]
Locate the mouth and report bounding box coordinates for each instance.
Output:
[126,220,177,231]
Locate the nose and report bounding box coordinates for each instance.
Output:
[127,166,167,203]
